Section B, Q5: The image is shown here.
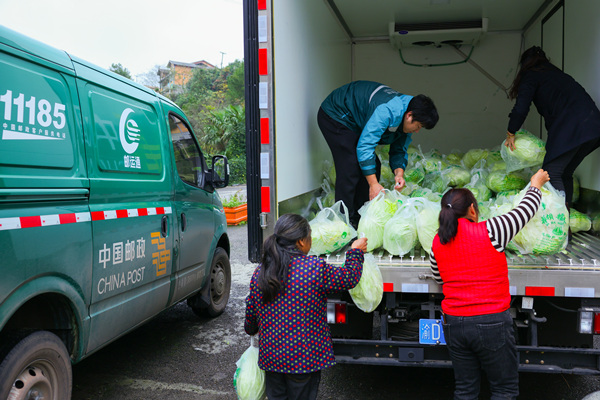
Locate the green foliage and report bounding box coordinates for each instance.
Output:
[170,60,247,183]
[110,63,132,79]
[222,190,247,207]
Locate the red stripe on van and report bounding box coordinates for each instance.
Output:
[91,211,105,221]
[20,216,41,228]
[257,0,266,10]
[137,208,148,216]
[383,282,394,292]
[525,286,555,296]
[116,209,128,219]
[156,207,165,215]
[59,213,77,224]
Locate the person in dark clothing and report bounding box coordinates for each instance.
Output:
[318,81,439,228]
[506,46,600,207]
[244,214,367,400]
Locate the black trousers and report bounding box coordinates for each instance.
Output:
[543,137,600,205]
[265,370,321,400]
[317,107,381,228]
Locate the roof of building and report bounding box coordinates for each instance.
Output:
[167,60,216,69]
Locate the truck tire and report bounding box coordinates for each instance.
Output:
[0,330,72,400]
[189,247,231,318]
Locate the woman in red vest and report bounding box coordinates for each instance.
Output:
[429,169,549,400]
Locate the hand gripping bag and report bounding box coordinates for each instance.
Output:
[512,183,569,255]
[233,337,265,400]
[349,253,383,313]
[357,190,401,252]
[501,129,546,173]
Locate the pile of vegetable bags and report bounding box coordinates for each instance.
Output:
[313,129,592,257]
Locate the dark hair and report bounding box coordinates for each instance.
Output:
[508,46,551,100]
[407,94,439,129]
[437,188,479,245]
[259,213,311,303]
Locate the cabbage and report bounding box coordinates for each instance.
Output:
[422,171,450,193]
[594,215,600,233]
[496,189,520,200]
[349,254,383,313]
[415,199,441,255]
[464,174,492,203]
[462,149,489,169]
[234,344,265,400]
[383,201,419,256]
[570,208,591,233]
[501,129,546,172]
[400,181,419,196]
[323,159,336,186]
[357,191,399,252]
[309,201,357,255]
[445,152,464,165]
[485,170,528,193]
[443,166,471,187]
[380,164,396,188]
[512,183,568,254]
[410,187,443,202]
[488,150,503,164]
[422,157,447,174]
[404,162,425,184]
[490,160,507,171]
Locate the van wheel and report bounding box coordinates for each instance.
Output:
[0,330,72,400]
[190,248,231,318]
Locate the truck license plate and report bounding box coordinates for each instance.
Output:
[419,319,446,345]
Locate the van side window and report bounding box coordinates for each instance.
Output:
[169,114,204,186]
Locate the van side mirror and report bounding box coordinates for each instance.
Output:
[210,155,229,188]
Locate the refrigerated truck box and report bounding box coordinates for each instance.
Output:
[0,25,232,399]
[243,0,600,374]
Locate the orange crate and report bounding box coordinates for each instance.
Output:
[224,204,247,225]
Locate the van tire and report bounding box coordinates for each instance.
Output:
[190,248,231,318]
[0,330,72,400]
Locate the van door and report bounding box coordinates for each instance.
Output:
[74,62,176,353]
[162,108,217,305]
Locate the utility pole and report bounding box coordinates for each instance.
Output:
[220,52,226,69]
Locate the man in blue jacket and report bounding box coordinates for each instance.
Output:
[318,81,438,228]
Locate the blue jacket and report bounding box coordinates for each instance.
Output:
[320,80,413,175]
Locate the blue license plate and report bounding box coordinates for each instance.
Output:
[419,319,446,345]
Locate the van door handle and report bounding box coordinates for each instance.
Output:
[181,213,187,232]
[161,216,168,237]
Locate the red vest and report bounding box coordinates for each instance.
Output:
[432,218,510,317]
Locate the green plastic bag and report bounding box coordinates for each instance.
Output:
[501,130,546,172]
[570,208,591,233]
[512,183,569,255]
[383,199,419,256]
[234,338,265,400]
[309,200,357,255]
[357,190,400,252]
[415,198,441,255]
[349,253,383,313]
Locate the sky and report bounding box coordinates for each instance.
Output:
[0,0,244,81]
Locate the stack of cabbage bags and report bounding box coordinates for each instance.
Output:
[315,133,592,257]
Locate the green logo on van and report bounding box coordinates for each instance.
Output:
[119,108,141,154]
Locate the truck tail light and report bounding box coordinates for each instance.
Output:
[578,308,600,334]
[327,302,347,324]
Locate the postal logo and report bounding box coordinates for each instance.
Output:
[119,108,141,154]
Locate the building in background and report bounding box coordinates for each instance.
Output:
[158,60,216,96]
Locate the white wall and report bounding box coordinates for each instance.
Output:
[273,0,351,202]
[353,33,521,154]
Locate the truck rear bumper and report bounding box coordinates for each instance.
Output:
[332,338,600,375]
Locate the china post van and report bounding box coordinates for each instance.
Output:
[0,25,232,399]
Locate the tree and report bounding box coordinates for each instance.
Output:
[225,60,245,104]
[136,64,161,89]
[110,63,132,79]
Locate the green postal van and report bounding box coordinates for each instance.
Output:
[0,26,232,399]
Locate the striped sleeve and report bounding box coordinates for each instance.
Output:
[486,186,542,252]
[429,249,443,284]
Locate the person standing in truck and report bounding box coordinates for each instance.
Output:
[505,46,600,209]
[244,213,367,400]
[318,80,439,228]
[429,169,550,400]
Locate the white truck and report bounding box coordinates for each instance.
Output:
[242,0,600,374]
